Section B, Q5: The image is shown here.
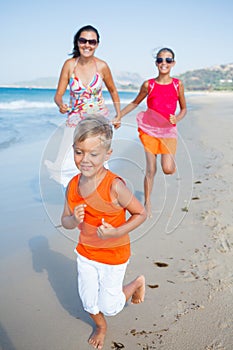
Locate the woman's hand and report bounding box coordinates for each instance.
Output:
[59,103,69,114]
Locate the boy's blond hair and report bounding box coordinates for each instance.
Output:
[73,116,113,150]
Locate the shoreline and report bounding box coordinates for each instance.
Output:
[1,84,233,95]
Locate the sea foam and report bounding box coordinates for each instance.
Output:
[0,100,55,110]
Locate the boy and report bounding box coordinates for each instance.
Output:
[61,116,147,349]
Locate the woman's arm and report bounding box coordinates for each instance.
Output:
[54,59,72,114]
[101,61,121,128]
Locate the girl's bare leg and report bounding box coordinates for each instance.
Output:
[161,153,176,174]
[123,275,145,304]
[88,312,107,350]
[144,152,157,217]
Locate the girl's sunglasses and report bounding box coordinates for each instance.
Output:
[156,57,174,64]
[78,37,98,46]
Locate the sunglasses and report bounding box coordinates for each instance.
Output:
[78,37,98,46]
[156,57,174,64]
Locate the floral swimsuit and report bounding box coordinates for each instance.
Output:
[66,58,109,127]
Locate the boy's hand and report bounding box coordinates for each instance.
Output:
[97,218,116,239]
[73,204,86,224]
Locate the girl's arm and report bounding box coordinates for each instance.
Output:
[170,80,187,124]
[176,81,187,122]
[54,59,71,114]
[120,81,148,118]
[97,179,147,239]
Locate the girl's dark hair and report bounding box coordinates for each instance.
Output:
[156,47,175,59]
[71,25,100,58]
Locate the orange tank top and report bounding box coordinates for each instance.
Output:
[66,170,130,265]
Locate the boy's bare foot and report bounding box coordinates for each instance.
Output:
[131,275,145,304]
[88,326,106,349]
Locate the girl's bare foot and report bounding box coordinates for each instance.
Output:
[131,275,145,304]
[88,326,107,349]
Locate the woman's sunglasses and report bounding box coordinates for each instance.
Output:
[156,57,174,64]
[78,37,98,46]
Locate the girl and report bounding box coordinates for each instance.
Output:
[120,48,187,217]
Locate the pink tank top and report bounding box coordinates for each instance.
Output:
[147,78,179,120]
[136,78,180,138]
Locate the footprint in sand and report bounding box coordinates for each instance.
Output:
[111,341,125,349]
[216,238,231,253]
[147,284,159,289]
[154,262,169,267]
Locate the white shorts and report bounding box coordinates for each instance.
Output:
[76,253,128,316]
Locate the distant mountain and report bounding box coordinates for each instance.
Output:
[12,71,143,90]
[177,63,233,91]
[113,71,143,90]
[5,63,233,91]
[12,77,58,89]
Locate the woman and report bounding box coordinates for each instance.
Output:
[45,25,121,186]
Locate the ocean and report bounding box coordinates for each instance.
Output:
[0,87,138,150]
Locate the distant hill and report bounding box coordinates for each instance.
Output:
[5,63,233,91]
[177,63,233,91]
[12,71,143,90]
[113,71,143,90]
[11,77,58,89]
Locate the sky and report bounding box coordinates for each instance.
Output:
[1,0,233,85]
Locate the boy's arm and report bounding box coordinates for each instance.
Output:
[61,199,86,229]
[97,179,147,239]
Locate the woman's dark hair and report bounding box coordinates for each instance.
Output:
[156,47,175,59]
[71,25,100,58]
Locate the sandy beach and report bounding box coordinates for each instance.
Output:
[0,92,233,350]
